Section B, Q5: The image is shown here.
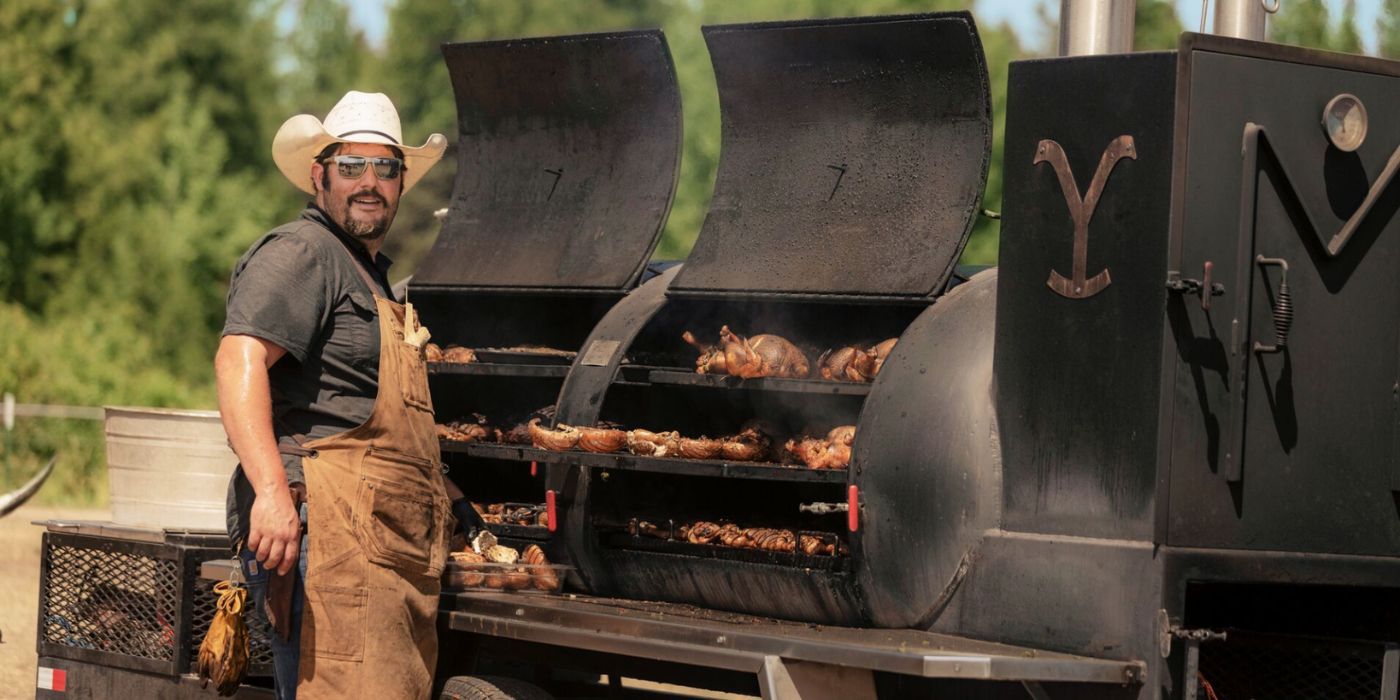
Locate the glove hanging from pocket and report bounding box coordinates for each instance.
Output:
[196,579,250,696]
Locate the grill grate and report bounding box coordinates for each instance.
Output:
[41,540,181,664]
[1196,632,1394,700]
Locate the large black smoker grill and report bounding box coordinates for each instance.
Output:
[32,13,1400,700]
[411,29,682,553]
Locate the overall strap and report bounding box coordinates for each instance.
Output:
[312,222,392,301]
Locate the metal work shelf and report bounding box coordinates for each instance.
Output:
[443,593,1148,684]
[442,442,848,484]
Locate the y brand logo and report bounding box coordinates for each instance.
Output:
[1034,135,1136,299]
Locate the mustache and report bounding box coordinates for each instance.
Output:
[346,190,387,207]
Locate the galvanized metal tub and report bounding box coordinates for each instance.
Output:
[104,407,234,531]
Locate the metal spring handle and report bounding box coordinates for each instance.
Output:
[1253,256,1291,354]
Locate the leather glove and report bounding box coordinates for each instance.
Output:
[451,497,496,552]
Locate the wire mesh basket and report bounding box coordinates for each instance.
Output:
[1194,631,1399,700]
[38,527,273,678]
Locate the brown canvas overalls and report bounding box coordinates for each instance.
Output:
[290,264,450,699]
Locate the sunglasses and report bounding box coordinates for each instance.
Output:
[327,155,404,180]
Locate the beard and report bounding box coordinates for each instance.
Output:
[335,189,395,242]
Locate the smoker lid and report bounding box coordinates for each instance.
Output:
[412,30,682,292]
[669,13,991,300]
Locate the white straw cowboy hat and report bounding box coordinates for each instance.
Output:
[272,90,447,195]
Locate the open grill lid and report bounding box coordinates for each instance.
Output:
[670,13,991,301]
[413,30,682,293]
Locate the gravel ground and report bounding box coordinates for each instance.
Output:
[0,504,109,700]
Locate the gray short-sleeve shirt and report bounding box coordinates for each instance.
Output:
[222,205,395,545]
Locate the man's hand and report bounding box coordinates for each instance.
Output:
[249,487,301,575]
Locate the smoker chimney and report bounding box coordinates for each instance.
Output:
[1212,0,1278,42]
[1059,0,1136,56]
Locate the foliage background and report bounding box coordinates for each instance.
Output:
[0,0,1385,504]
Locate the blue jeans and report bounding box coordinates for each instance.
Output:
[240,525,309,700]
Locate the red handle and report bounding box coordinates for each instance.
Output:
[530,460,538,477]
[545,489,557,533]
[847,484,859,533]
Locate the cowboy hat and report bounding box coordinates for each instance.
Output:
[272,90,447,195]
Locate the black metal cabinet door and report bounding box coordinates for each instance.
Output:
[1168,49,1400,556]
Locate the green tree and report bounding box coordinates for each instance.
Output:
[1269,0,1333,49]
[1335,0,1364,53]
[1135,0,1185,52]
[285,0,374,117]
[0,0,287,501]
[1379,0,1400,57]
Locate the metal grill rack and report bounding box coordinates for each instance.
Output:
[1189,632,1399,700]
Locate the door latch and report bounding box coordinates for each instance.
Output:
[1167,261,1226,311]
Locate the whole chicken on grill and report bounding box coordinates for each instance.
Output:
[682,327,809,379]
[867,338,897,377]
[681,331,727,375]
[441,345,477,364]
[719,420,775,462]
[846,338,897,380]
[784,425,856,470]
[424,343,445,362]
[816,346,870,382]
[717,326,809,379]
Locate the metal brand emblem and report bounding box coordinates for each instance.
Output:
[1035,135,1136,299]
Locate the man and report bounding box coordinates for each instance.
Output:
[216,91,478,699]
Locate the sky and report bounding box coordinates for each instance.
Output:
[342,1,1388,54]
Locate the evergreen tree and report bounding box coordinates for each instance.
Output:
[286,0,373,117]
[1334,0,1364,54]
[1379,0,1400,58]
[1135,0,1185,52]
[1269,0,1333,49]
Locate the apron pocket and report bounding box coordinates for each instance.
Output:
[397,339,434,413]
[303,584,367,661]
[357,449,439,575]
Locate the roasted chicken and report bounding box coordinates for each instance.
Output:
[577,426,628,453]
[627,429,682,457]
[683,327,809,379]
[681,331,727,374]
[816,345,870,382]
[676,436,723,460]
[441,345,476,363]
[528,419,580,451]
[783,425,856,470]
[719,420,775,462]
[436,414,500,443]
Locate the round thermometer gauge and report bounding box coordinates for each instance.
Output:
[1323,93,1368,152]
